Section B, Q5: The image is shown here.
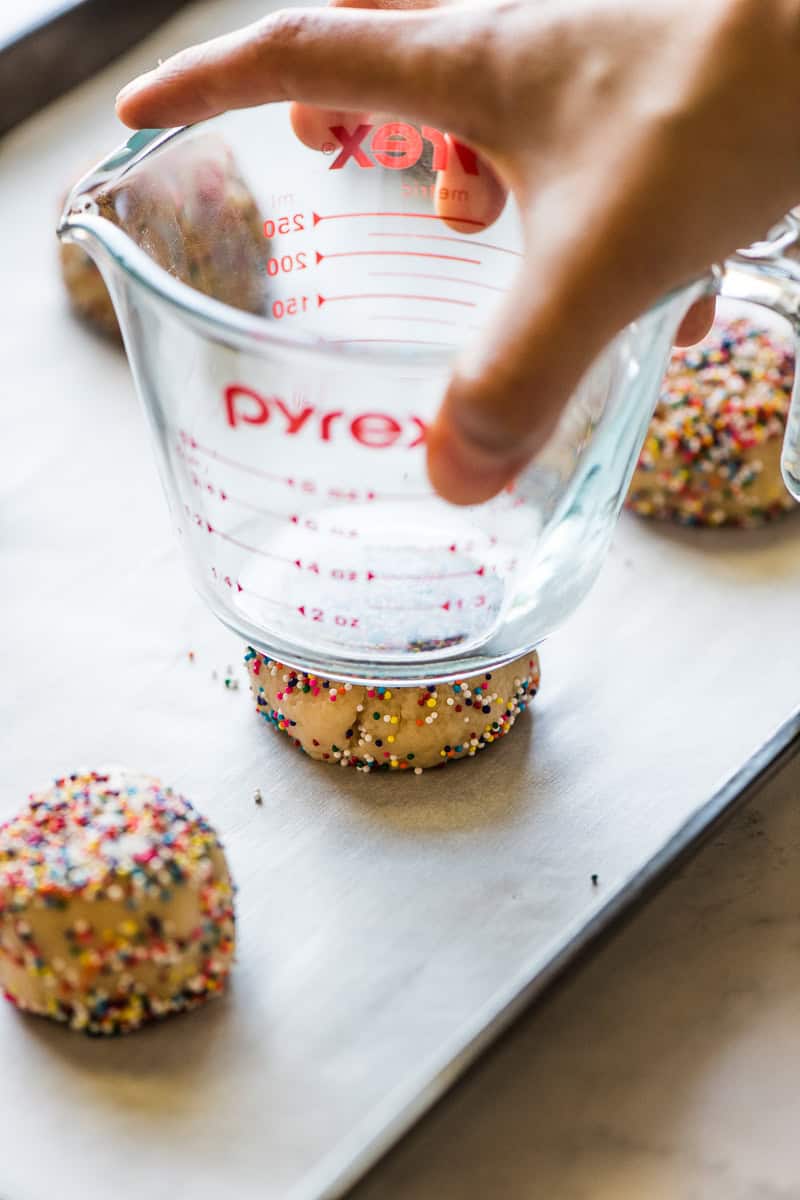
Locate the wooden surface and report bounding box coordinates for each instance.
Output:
[2,2,800,1197]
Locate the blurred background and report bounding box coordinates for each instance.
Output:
[0,0,192,136]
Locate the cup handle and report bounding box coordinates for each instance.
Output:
[718,212,800,500]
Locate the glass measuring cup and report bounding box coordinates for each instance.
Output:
[58,105,800,684]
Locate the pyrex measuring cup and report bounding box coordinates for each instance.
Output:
[58,104,800,684]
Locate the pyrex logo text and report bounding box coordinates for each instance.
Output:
[225,385,428,450]
[328,123,479,175]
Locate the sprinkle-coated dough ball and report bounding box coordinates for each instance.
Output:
[0,768,235,1035]
[60,134,266,338]
[245,649,540,772]
[626,318,795,527]
[59,242,120,338]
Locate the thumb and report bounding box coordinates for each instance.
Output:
[116,6,475,132]
[426,275,585,505]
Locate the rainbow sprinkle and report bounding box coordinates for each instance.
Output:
[0,769,235,1035]
[627,318,795,527]
[244,648,540,772]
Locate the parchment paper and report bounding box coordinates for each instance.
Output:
[2,3,800,1196]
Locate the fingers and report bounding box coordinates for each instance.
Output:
[435,149,507,232]
[426,274,579,505]
[426,212,661,505]
[427,283,718,507]
[288,0,373,152]
[289,102,366,151]
[116,6,469,132]
[674,295,716,345]
[288,0,447,149]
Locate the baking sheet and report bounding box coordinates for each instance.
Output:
[2,3,800,1198]
[0,0,189,136]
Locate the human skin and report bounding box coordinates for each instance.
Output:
[117,0,800,504]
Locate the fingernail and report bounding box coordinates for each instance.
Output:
[427,425,522,506]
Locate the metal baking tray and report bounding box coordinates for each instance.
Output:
[2,3,800,1197]
[0,0,189,138]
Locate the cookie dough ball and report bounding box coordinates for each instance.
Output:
[626,317,795,527]
[245,649,540,772]
[60,134,266,338]
[59,242,120,339]
[0,768,235,1035]
[173,142,267,313]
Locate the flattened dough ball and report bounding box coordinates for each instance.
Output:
[60,134,266,339]
[0,768,235,1035]
[627,317,795,527]
[245,649,541,772]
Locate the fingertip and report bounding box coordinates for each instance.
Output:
[425,418,524,506]
[289,101,325,149]
[115,68,194,128]
[675,295,716,346]
[289,102,370,150]
[115,77,150,126]
[434,155,507,233]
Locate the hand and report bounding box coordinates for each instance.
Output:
[117,0,800,504]
[287,0,509,232]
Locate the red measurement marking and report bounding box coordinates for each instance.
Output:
[318,292,476,308]
[187,477,358,535]
[236,583,289,609]
[181,428,431,501]
[367,601,454,613]
[313,210,486,229]
[370,271,507,293]
[297,606,360,630]
[368,592,489,613]
[371,491,436,501]
[219,570,364,620]
[290,515,361,539]
[223,495,288,522]
[210,567,243,592]
[181,435,289,485]
[187,475,288,522]
[369,315,481,330]
[316,249,481,266]
[183,436,400,500]
[368,566,486,582]
[326,338,457,347]
[211,526,297,565]
[369,231,523,257]
[410,539,499,553]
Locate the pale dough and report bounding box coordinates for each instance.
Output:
[627,317,795,527]
[245,649,541,772]
[59,134,266,338]
[0,767,235,1035]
